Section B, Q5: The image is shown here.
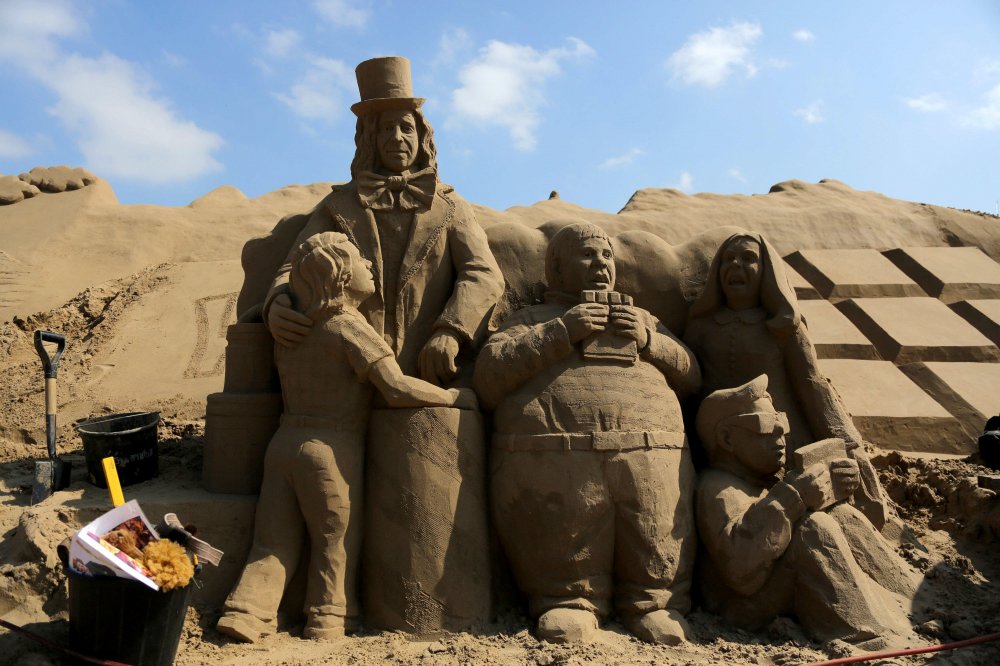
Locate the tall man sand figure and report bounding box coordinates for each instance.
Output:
[695,375,919,650]
[264,56,503,384]
[475,223,701,645]
[218,232,476,642]
[261,56,503,632]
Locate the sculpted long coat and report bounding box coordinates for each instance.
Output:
[265,180,504,376]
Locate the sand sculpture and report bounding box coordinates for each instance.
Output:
[216,232,476,641]
[201,56,934,652]
[684,232,892,529]
[695,375,920,649]
[474,223,700,645]
[213,56,502,638]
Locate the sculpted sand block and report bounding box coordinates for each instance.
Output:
[900,361,1000,439]
[818,359,971,454]
[884,246,1000,303]
[837,297,1000,363]
[798,299,879,360]
[950,299,1000,346]
[786,249,925,301]
[783,260,821,300]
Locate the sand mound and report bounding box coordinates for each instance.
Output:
[2,169,1000,664]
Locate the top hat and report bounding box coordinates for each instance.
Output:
[351,56,425,117]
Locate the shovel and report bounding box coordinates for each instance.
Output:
[31,330,72,504]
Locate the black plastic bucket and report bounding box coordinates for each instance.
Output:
[75,412,160,488]
[68,567,191,666]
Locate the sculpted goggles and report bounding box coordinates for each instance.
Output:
[724,410,789,435]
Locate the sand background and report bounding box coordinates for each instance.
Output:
[1,167,999,664]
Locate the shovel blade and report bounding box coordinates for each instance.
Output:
[31,459,71,504]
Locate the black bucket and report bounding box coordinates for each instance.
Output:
[67,567,191,666]
[75,412,160,488]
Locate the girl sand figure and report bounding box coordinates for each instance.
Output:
[683,232,889,529]
[218,232,476,642]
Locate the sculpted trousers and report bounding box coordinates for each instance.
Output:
[491,445,696,619]
[223,423,364,633]
[709,503,916,645]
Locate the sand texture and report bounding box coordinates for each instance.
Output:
[2,173,1000,664]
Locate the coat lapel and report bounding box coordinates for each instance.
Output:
[397,188,453,293]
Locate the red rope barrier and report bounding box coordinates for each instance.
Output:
[803,631,1000,665]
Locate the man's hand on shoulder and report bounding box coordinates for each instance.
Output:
[419,328,462,385]
[562,302,609,343]
[610,304,650,349]
[268,293,313,348]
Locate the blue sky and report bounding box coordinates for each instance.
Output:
[1,1,998,214]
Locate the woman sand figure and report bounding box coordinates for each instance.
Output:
[218,232,476,642]
[683,232,890,529]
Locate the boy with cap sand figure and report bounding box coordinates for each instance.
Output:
[217,232,476,642]
[474,222,700,645]
[695,375,920,650]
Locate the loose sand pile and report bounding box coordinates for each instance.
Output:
[1,171,1000,664]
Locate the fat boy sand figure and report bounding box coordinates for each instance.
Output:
[217,232,476,642]
[474,223,701,645]
[695,375,920,650]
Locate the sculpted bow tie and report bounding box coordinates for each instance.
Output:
[356,168,437,211]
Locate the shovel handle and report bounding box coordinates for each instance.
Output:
[34,331,66,379]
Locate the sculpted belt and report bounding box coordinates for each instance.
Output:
[280,413,360,431]
[492,430,686,453]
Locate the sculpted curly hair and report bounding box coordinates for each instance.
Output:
[350,109,438,178]
[288,232,357,318]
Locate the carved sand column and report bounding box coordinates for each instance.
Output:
[363,406,491,634]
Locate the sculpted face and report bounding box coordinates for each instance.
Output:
[719,237,763,311]
[344,243,376,301]
[724,397,789,477]
[559,236,616,293]
[377,109,419,173]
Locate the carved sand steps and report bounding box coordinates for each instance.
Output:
[783,261,821,300]
[835,297,1000,364]
[900,362,1000,440]
[818,359,970,454]
[798,300,879,360]
[883,246,1000,304]
[785,249,925,302]
[950,299,1000,346]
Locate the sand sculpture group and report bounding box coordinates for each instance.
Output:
[206,57,922,650]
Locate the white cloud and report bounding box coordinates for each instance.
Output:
[264,29,301,58]
[794,99,824,124]
[792,29,815,43]
[436,27,472,66]
[964,83,1000,130]
[0,129,34,158]
[599,148,641,170]
[47,54,223,181]
[666,21,762,87]
[0,0,223,184]
[311,0,370,29]
[274,57,355,121]
[728,167,748,183]
[160,50,186,68]
[670,171,694,192]
[451,37,595,151]
[905,94,948,113]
